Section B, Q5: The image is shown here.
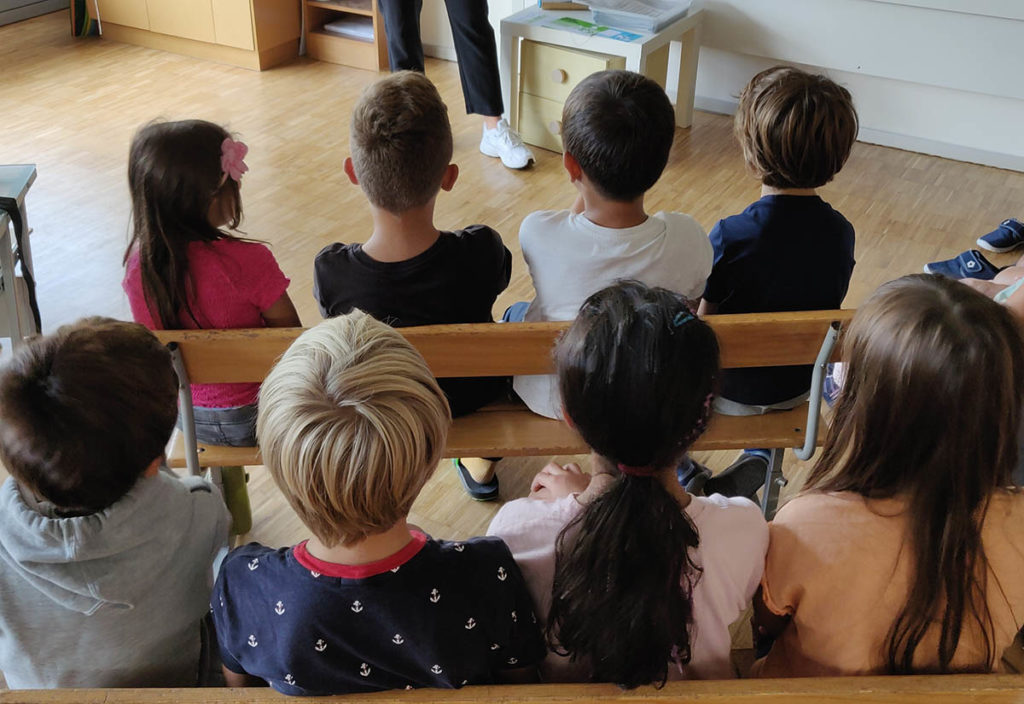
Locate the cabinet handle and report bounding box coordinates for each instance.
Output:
[548,120,562,136]
[550,69,568,84]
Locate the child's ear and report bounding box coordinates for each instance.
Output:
[440,163,459,192]
[343,157,360,186]
[561,408,575,429]
[143,456,163,478]
[563,151,583,182]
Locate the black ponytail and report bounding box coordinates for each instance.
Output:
[546,280,720,688]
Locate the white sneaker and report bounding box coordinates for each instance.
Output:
[479,119,535,169]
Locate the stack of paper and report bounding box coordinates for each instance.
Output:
[587,0,692,33]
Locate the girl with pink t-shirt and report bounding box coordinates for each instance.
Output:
[752,274,1024,677]
[488,281,768,687]
[122,119,300,448]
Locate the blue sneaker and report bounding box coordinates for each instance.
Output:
[977,218,1024,253]
[823,362,842,407]
[452,459,499,501]
[924,249,1000,280]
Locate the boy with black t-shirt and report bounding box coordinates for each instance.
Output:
[313,71,511,418]
[212,313,544,695]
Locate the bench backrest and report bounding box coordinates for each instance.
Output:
[3,674,1022,703]
[153,310,854,384]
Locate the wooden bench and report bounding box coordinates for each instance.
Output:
[156,310,853,519]
[4,674,1023,703]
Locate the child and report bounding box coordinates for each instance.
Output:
[313,71,511,500]
[0,318,230,688]
[698,65,858,493]
[489,281,768,687]
[752,275,1024,677]
[212,311,545,695]
[512,70,713,424]
[122,119,301,448]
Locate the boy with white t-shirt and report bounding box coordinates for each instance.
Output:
[513,70,713,420]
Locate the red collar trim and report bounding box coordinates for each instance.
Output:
[293,531,428,579]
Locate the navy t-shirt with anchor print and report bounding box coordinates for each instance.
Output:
[211,532,546,695]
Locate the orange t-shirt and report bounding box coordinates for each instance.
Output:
[754,490,1024,677]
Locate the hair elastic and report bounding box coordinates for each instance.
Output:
[617,463,658,477]
[220,137,249,182]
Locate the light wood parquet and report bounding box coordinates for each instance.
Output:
[3,12,1024,596]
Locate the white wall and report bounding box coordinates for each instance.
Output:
[694,0,1024,171]
[423,0,1024,171]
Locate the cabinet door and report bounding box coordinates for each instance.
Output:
[213,0,254,50]
[147,0,216,43]
[96,0,150,29]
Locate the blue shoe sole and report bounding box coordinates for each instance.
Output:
[453,459,499,501]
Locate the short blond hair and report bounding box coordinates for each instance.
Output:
[349,71,453,214]
[735,65,858,189]
[257,311,450,546]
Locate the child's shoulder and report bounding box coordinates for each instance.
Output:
[442,224,507,256]
[221,542,291,577]
[690,494,768,547]
[430,534,515,564]
[194,237,279,268]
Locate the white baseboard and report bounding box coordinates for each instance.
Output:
[694,95,1024,173]
[423,44,458,63]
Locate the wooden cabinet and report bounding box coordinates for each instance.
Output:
[147,0,217,44]
[91,0,299,70]
[517,40,625,152]
[304,0,388,71]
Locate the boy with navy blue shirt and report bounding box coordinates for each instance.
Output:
[212,312,544,695]
[698,66,858,494]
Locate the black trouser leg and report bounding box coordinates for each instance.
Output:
[442,0,504,116]
[380,0,425,72]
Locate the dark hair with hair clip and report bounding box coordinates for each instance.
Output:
[123,119,247,328]
[546,280,720,689]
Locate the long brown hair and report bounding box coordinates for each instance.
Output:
[806,274,1024,673]
[123,119,244,328]
[546,281,720,688]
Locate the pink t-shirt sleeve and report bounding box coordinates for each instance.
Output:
[221,240,290,312]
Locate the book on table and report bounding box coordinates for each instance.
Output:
[583,0,693,33]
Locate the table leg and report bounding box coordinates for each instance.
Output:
[499,26,519,127]
[674,23,701,128]
[0,222,23,351]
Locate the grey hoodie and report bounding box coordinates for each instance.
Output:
[0,468,230,688]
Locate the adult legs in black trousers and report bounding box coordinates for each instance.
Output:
[379,0,504,117]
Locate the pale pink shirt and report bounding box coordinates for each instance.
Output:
[488,493,768,680]
[123,239,289,408]
[754,491,1024,677]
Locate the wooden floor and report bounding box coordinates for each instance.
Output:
[4,11,1024,599]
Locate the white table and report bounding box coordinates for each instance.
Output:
[499,7,703,131]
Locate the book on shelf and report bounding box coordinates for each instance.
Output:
[578,0,693,33]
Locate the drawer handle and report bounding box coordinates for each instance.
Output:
[548,120,562,136]
[550,69,568,84]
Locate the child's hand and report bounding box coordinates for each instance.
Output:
[529,462,590,501]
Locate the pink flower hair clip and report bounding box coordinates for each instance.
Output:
[220,137,249,182]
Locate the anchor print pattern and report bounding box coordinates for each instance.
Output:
[392,634,405,645]
[497,566,507,581]
[314,639,327,652]
[359,663,372,677]
[274,601,285,615]
[465,618,476,630]
[430,664,443,675]
[247,558,259,571]
[429,588,440,603]
[351,600,363,613]
[284,674,295,686]
[247,634,258,647]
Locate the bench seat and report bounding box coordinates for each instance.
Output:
[4,674,1023,703]
[166,401,813,469]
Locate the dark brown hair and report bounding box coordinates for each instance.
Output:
[350,71,453,214]
[546,280,719,689]
[735,65,858,189]
[0,317,178,512]
[806,274,1024,673]
[561,70,676,201]
[123,119,244,328]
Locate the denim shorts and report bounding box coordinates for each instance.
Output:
[182,403,258,447]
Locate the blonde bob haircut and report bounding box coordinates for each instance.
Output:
[257,311,451,546]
